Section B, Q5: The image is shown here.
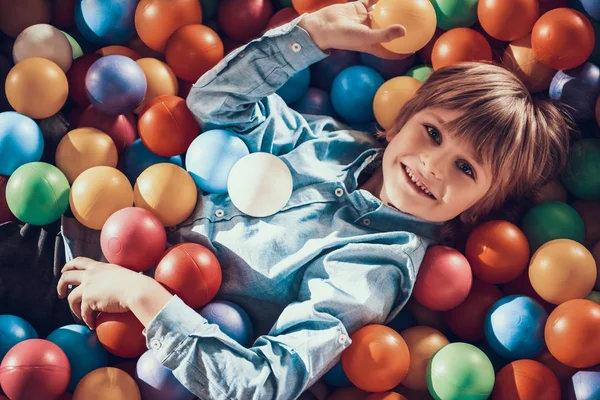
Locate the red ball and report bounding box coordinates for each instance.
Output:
[493,359,561,400]
[67,54,102,107]
[138,95,199,157]
[79,105,138,153]
[0,339,70,400]
[100,207,167,272]
[477,0,539,41]
[218,0,273,42]
[155,243,222,308]
[431,28,492,71]
[266,8,299,31]
[0,175,16,224]
[412,246,473,311]
[96,312,147,358]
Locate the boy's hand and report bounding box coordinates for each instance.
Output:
[298,0,409,59]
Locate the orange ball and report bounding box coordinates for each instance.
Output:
[95,312,146,358]
[431,28,492,71]
[492,359,561,400]
[502,34,556,93]
[73,367,141,400]
[400,326,449,391]
[593,241,600,290]
[531,8,595,70]
[155,242,222,308]
[443,278,503,342]
[342,324,410,392]
[545,299,600,368]
[292,0,347,14]
[165,24,224,83]
[138,95,199,157]
[465,220,530,284]
[134,0,203,53]
[5,57,68,119]
[477,0,539,41]
[366,393,408,400]
[134,58,178,114]
[97,45,141,60]
[70,166,133,230]
[373,76,421,130]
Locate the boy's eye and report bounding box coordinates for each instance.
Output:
[458,161,475,178]
[425,125,441,144]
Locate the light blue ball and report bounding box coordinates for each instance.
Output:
[276,68,311,105]
[330,65,384,124]
[46,324,108,392]
[135,350,195,400]
[0,315,38,360]
[0,112,44,176]
[74,0,137,45]
[198,300,253,347]
[566,371,600,400]
[484,295,548,360]
[322,359,353,387]
[122,139,183,182]
[185,129,249,194]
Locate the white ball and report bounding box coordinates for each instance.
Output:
[13,23,73,72]
[227,152,293,218]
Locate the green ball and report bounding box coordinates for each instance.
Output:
[427,342,495,400]
[201,0,220,21]
[61,31,83,59]
[561,139,600,200]
[587,291,600,304]
[278,0,293,9]
[430,0,479,30]
[521,201,585,252]
[6,162,70,226]
[405,64,434,82]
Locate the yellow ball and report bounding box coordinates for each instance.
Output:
[70,166,133,230]
[502,34,556,93]
[400,326,449,390]
[371,0,437,54]
[373,76,421,131]
[134,163,198,227]
[55,127,118,184]
[134,58,178,114]
[74,367,141,400]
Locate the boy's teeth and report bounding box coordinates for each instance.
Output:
[404,165,433,197]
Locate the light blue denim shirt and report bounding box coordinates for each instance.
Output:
[62,15,441,400]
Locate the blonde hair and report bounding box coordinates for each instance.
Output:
[382,62,574,242]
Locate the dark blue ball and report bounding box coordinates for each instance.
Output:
[0,315,38,360]
[291,88,337,118]
[360,53,416,80]
[579,0,600,21]
[331,66,384,124]
[322,359,353,387]
[277,68,310,104]
[386,308,417,333]
[122,139,183,183]
[549,62,600,121]
[310,49,361,91]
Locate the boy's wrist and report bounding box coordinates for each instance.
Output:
[298,14,330,51]
[127,275,174,327]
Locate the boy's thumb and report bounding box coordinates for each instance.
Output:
[370,24,406,44]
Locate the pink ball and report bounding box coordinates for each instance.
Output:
[101,207,167,272]
[0,339,70,400]
[78,105,137,153]
[412,246,473,311]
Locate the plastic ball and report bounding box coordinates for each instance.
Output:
[331,66,384,123]
[484,295,548,359]
[291,88,336,117]
[416,27,445,64]
[134,0,203,53]
[78,105,137,153]
[198,301,253,346]
[165,24,224,83]
[97,45,141,60]
[430,0,479,30]
[341,324,410,392]
[134,58,178,114]
[359,53,416,80]
[323,360,353,387]
[561,139,600,199]
[292,0,346,13]
[121,138,182,182]
[0,111,44,176]
[529,239,597,304]
[46,324,109,392]
[218,0,273,41]
[276,68,311,105]
[5,57,69,119]
[310,49,360,91]
[307,380,328,400]
[412,246,473,311]
[202,0,221,20]
[521,201,585,252]
[536,348,578,382]
[86,55,147,115]
[587,290,600,303]
[133,163,198,227]
[565,371,600,400]
[503,270,556,314]
[100,207,167,272]
[427,342,495,400]
[540,0,568,14]
[138,95,199,157]
[185,129,250,194]
[74,0,137,45]
[551,63,600,121]
[594,241,600,290]
[0,315,38,360]
[443,278,503,342]
[545,299,600,368]
[266,8,300,30]
[327,387,370,400]
[532,8,595,70]
[96,312,146,358]
[477,0,539,41]
[373,76,421,130]
[70,166,133,230]
[0,339,70,400]
[55,127,119,183]
[465,220,530,284]
[73,367,141,400]
[0,176,16,224]
[135,350,194,400]
[227,152,293,217]
[405,298,447,332]
[62,31,84,59]
[400,326,449,391]
[366,393,407,400]
[534,180,568,204]
[13,23,72,72]
[67,54,102,107]
[405,64,434,82]
[431,28,492,70]
[492,359,561,400]
[502,34,556,93]
[6,162,70,225]
[155,243,222,308]
[571,200,600,248]
[0,0,51,38]
[370,0,437,54]
[578,0,600,20]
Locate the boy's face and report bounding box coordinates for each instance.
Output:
[380,107,493,223]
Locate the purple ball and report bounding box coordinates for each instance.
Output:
[310,49,361,91]
[85,54,147,115]
[291,88,337,118]
[359,53,416,80]
[549,62,600,121]
[198,300,253,347]
[566,371,600,400]
[135,350,195,400]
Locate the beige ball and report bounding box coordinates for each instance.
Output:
[502,34,556,93]
[13,23,73,72]
[134,58,178,114]
[400,326,449,390]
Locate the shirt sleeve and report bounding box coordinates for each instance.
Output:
[185,16,340,156]
[143,241,423,400]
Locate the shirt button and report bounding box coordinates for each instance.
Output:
[334,188,344,197]
[215,209,225,218]
[150,339,161,350]
[363,218,371,226]
[291,42,302,52]
[238,51,245,58]
[339,335,348,345]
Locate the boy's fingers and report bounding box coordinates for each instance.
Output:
[81,303,96,330]
[62,257,95,273]
[368,24,406,44]
[57,270,84,298]
[67,286,83,321]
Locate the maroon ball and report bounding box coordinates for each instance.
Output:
[0,339,70,400]
[218,0,273,42]
[78,105,137,153]
[67,54,102,108]
[0,175,16,224]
